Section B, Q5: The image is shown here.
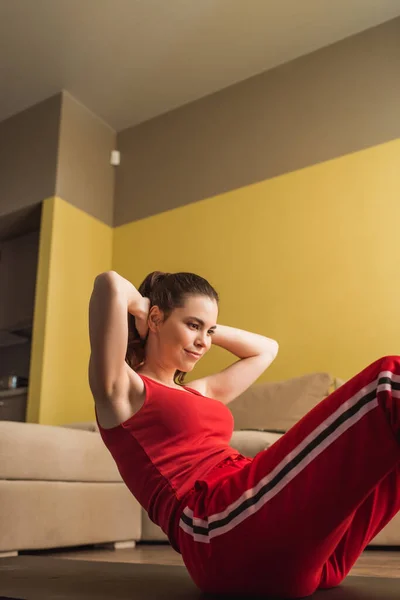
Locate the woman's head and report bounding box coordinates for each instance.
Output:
[126,272,219,384]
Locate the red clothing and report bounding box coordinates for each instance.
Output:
[95,374,240,551]
[177,356,400,597]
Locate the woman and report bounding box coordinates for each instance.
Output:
[89,270,400,598]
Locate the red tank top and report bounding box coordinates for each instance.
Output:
[95,374,240,550]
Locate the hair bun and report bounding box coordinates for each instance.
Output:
[139,271,170,298]
[152,271,169,282]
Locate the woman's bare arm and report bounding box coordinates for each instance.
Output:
[88,271,147,402]
[190,325,278,404]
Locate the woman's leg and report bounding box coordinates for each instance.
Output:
[178,355,400,598]
[319,462,400,589]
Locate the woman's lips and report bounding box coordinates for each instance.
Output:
[185,350,201,359]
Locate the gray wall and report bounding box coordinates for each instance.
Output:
[0,94,61,218]
[115,17,400,224]
[0,91,116,227]
[56,92,116,226]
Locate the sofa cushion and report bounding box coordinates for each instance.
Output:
[0,421,121,482]
[229,372,333,432]
[230,430,282,457]
[61,422,100,433]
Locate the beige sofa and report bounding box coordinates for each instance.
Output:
[1,372,399,556]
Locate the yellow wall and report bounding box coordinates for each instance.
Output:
[113,138,400,383]
[28,138,400,425]
[27,196,113,425]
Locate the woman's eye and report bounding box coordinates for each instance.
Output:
[189,323,199,329]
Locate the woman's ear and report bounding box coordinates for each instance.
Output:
[148,306,163,333]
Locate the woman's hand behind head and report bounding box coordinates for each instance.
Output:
[134,297,151,340]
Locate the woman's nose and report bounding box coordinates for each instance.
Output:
[196,334,207,347]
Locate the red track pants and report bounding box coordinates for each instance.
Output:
[176,356,400,598]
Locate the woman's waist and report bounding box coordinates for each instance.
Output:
[182,447,245,491]
[169,451,252,553]
[193,450,251,489]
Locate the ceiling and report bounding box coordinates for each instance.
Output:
[2,0,400,131]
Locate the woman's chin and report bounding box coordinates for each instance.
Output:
[177,358,196,372]
[181,362,195,372]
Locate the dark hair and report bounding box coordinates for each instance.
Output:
[125,272,219,385]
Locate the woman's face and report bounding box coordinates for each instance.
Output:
[151,294,218,372]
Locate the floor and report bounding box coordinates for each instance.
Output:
[26,543,400,579]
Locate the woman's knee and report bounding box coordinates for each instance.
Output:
[373,355,400,373]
